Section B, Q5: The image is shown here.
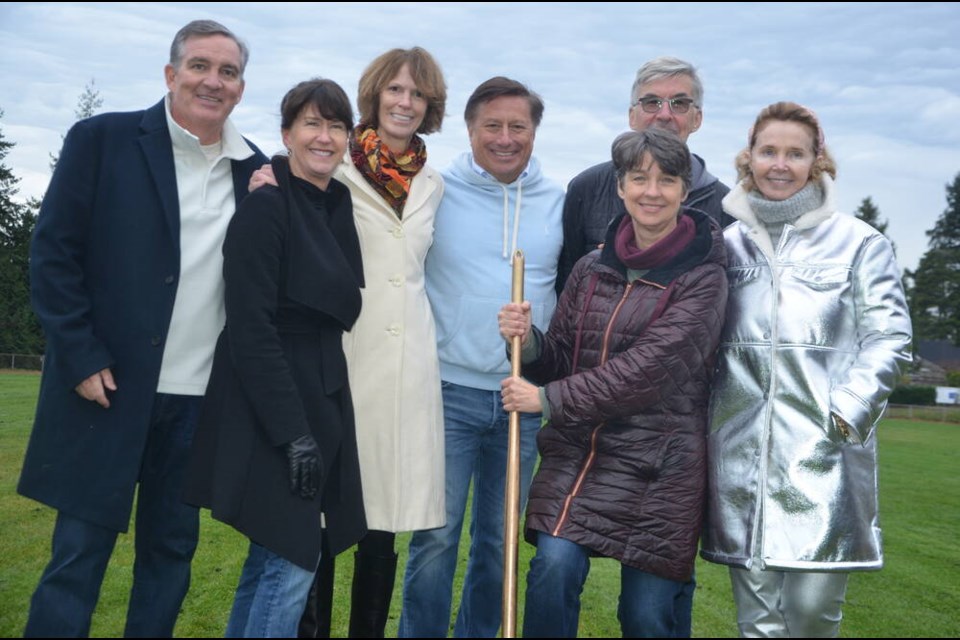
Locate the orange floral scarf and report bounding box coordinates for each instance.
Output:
[350,124,427,218]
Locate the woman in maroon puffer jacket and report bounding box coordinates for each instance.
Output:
[498,128,727,638]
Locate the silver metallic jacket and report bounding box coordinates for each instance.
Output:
[701,176,912,572]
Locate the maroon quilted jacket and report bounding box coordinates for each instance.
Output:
[522,208,727,581]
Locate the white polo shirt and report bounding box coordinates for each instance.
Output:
[157,94,256,395]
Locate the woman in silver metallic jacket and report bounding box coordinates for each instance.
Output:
[700,101,912,637]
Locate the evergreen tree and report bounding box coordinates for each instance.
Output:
[854,196,895,254]
[854,196,889,235]
[49,79,104,171]
[0,83,106,357]
[909,173,960,344]
[0,110,43,354]
[927,173,960,251]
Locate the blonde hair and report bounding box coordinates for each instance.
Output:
[735,101,837,192]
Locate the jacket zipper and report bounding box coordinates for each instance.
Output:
[752,248,781,565]
[551,282,634,536]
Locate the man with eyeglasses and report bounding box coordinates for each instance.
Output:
[556,56,734,293]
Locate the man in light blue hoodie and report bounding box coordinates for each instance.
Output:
[398,76,564,638]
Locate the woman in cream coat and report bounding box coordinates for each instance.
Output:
[339,132,445,538]
[297,47,448,639]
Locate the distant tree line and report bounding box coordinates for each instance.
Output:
[0,81,102,356]
[0,106,42,355]
[904,174,960,348]
[853,180,960,380]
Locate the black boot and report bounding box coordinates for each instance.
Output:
[298,550,335,638]
[347,550,398,638]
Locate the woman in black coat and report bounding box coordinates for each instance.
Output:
[183,79,366,638]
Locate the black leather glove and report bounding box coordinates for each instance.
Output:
[285,434,323,500]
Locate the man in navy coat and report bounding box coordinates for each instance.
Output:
[18,19,266,637]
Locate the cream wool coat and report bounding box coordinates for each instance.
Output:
[338,158,446,532]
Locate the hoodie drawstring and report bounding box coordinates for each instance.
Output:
[501,179,524,262]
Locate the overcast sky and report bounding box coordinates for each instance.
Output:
[1,2,958,275]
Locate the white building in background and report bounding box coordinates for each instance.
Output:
[935,387,960,405]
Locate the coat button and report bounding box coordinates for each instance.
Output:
[391,227,404,239]
[390,276,403,287]
[151,335,162,346]
[164,275,175,285]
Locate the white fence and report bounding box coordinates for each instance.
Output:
[885,403,960,424]
[0,353,43,371]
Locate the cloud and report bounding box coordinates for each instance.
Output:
[1,1,958,275]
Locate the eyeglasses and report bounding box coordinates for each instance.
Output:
[633,96,698,115]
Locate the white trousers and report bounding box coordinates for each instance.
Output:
[729,566,849,638]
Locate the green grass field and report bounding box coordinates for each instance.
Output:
[1,371,958,637]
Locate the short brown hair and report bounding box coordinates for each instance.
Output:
[280,78,354,132]
[612,128,692,194]
[463,76,544,128]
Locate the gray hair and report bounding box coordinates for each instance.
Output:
[169,19,249,76]
[630,56,703,108]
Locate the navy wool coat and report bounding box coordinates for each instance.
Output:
[18,99,266,532]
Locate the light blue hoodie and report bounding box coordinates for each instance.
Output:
[425,152,564,390]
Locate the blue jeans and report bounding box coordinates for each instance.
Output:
[24,393,201,638]
[226,541,317,638]
[399,381,540,638]
[523,533,691,638]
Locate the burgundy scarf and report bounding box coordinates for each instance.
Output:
[614,213,695,269]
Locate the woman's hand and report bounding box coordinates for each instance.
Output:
[500,375,542,413]
[248,163,277,192]
[498,301,532,345]
[285,434,323,500]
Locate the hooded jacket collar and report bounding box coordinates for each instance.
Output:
[723,174,837,257]
[598,208,725,287]
[448,151,546,260]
